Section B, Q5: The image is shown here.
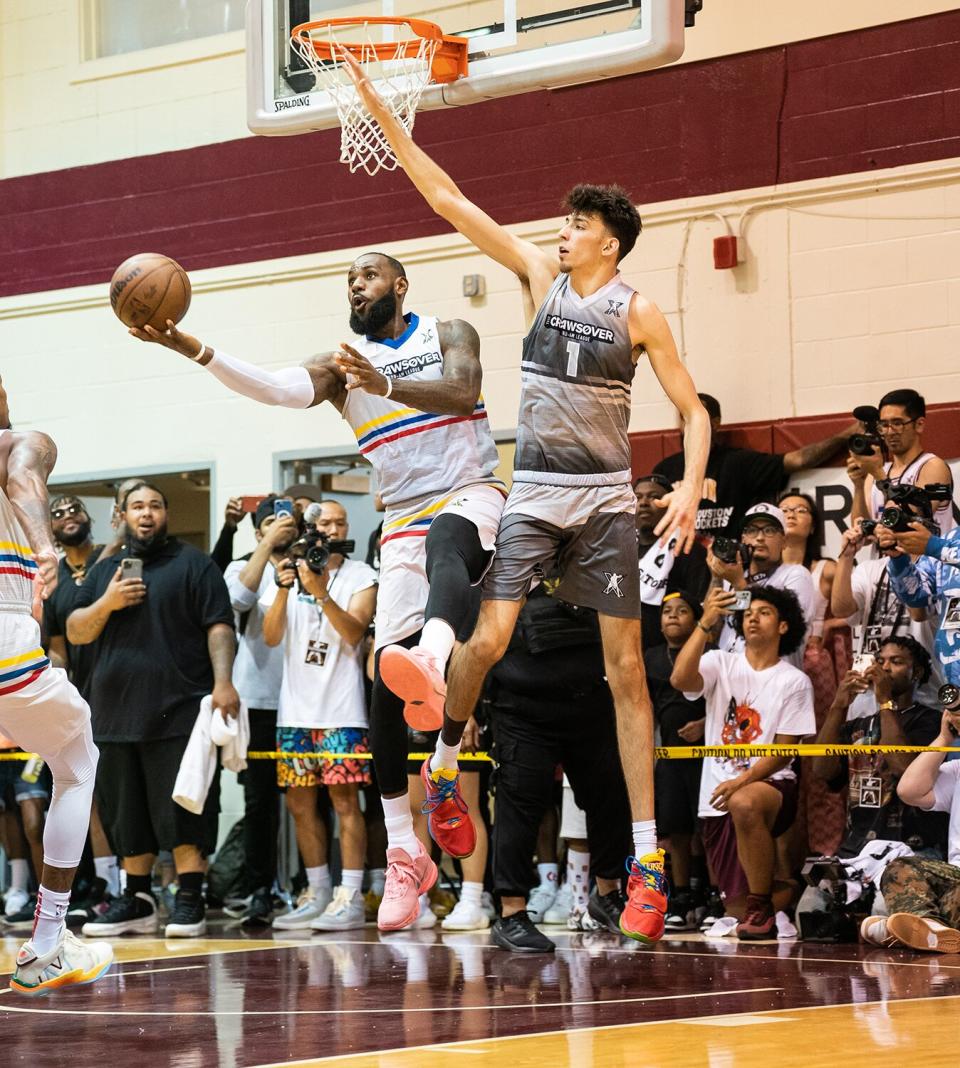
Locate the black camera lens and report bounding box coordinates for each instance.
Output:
[712,536,742,565]
[940,684,960,710]
[849,433,881,457]
[860,519,878,536]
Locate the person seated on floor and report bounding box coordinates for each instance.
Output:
[670,585,815,940]
[861,698,960,954]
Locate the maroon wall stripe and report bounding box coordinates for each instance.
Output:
[3,10,960,299]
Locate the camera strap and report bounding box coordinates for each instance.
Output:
[860,570,905,652]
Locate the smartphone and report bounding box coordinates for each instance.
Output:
[239,495,267,514]
[731,590,752,611]
[120,558,143,581]
[274,498,294,519]
[852,653,875,674]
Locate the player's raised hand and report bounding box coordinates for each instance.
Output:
[340,48,391,121]
[335,343,391,396]
[653,481,700,554]
[129,319,205,362]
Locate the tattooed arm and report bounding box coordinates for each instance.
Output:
[6,431,59,594]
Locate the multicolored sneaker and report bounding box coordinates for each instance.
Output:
[11,929,113,996]
[619,850,667,944]
[420,758,476,859]
[380,645,446,731]
[378,842,438,932]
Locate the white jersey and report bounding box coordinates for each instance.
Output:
[341,313,502,507]
[870,452,955,537]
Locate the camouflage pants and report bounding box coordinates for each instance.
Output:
[879,857,960,928]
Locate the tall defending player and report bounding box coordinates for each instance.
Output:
[0,378,113,994]
[344,55,710,943]
[132,254,505,931]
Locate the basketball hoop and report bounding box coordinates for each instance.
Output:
[290,17,468,176]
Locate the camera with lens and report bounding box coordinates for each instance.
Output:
[940,683,960,710]
[287,529,355,575]
[874,479,951,535]
[712,535,751,567]
[848,404,886,458]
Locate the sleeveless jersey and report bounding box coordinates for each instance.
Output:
[341,313,502,507]
[515,272,637,487]
[870,452,956,537]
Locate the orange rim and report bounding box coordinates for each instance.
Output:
[291,17,469,84]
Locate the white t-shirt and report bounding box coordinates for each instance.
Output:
[719,562,815,668]
[225,559,285,710]
[687,649,816,818]
[929,759,960,866]
[260,559,377,730]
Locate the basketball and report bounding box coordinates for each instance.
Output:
[109,253,191,331]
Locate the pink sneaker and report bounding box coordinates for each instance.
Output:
[379,645,446,731]
[377,842,439,932]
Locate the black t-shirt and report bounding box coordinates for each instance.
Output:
[71,539,235,742]
[835,702,949,858]
[644,643,706,745]
[638,537,711,653]
[654,444,787,536]
[43,547,105,700]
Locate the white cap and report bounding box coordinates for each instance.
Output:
[742,503,786,532]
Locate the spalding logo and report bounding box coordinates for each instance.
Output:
[110,266,142,309]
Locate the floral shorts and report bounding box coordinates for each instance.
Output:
[276,727,372,789]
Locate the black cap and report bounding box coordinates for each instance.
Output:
[282,483,323,504]
[254,495,280,530]
[661,590,703,620]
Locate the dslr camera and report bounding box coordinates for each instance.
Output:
[712,535,752,567]
[287,529,355,575]
[848,405,886,459]
[860,480,951,537]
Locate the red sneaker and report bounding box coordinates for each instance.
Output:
[420,758,477,860]
[377,841,438,932]
[380,646,445,731]
[619,849,667,944]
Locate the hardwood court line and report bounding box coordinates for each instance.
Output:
[247,992,960,1068]
[0,984,784,1017]
[639,946,960,971]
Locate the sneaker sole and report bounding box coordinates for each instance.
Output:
[272,916,324,930]
[164,922,207,938]
[377,859,439,932]
[619,918,663,944]
[886,913,960,953]
[441,918,491,931]
[490,925,555,954]
[380,648,444,732]
[311,918,366,932]
[736,927,777,941]
[587,900,622,936]
[80,916,159,937]
[10,955,113,997]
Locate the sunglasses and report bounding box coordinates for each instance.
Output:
[51,503,84,521]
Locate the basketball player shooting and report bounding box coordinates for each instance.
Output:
[0,378,113,993]
[131,254,505,931]
[343,53,710,943]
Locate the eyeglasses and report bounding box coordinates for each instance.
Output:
[51,503,84,521]
[877,418,917,433]
[779,506,811,516]
[743,525,781,538]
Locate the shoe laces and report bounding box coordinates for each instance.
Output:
[328,886,355,914]
[383,858,417,901]
[422,770,466,816]
[626,856,667,896]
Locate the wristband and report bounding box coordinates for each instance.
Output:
[382,376,394,399]
[696,620,713,635]
[189,341,206,362]
[878,700,896,712]
[319,594,331,606]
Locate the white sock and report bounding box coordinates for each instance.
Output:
[568,849,591,908]
[632,820,658,857]
[460,880,483,908]
[9,858,28,892]
[341,869,364,893]
[430,736,461,776]
[306,865,331,892]
[538,862,559,888]
[94,855,120,897]
[368,867,386,896]
[32,886,70,956]
[382,794,421,857]
[419,618,456,672]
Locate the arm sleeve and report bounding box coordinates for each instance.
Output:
[210,524,236,574]
[224,561,259,613]
[887,553,935,609]
[206,350,315,409]
[929,530,960,568]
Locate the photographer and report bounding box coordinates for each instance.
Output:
[813,637,946,859]
[223,495,299,925]
[848,388,954,537]
[708,503,816,667]
[262,500,377,932]
[670,585,815,939]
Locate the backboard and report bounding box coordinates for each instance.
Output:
[247,0,685,135]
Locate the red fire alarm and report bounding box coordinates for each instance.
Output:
[713,235,738,270]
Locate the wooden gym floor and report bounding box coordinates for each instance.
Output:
[0,919,955,1066]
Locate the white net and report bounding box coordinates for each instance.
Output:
[291,24,439,176]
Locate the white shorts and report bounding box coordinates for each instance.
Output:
[0,614,91,757]
[375,482,507,649]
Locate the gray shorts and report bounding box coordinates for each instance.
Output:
[482,481,641,618]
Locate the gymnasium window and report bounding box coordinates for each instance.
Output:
[86,0,246,59]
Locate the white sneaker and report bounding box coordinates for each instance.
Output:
[860,915,901,948]
[527,883,558,923]
[413,896,438,929]
[11,929,113,996]
[311,886,365,931]
[272,886,333,930]
[568,902,601,932]
[543,883,574,925]
[4,887,29,919]
[442,898,491,931]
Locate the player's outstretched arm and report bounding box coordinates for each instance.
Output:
[335,319,481,416]
[341,51,555,298]
[633,297,709,554]
[129,321,346,411]
[6,431,59,594]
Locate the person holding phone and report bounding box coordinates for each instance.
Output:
[66,481,239,940]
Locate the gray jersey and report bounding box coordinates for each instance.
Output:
[514,272,637,487]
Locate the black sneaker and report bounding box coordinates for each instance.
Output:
[240,886,274,928]
[66,877,111,929]
[699,890,725,932]
[665,890,698,932]
[165,888,207,938]
[4,896,38,931]
[82,891,158,936]
[491,911,556,953]
[587,887,627,935]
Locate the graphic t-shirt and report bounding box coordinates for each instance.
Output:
[686,650,815,817]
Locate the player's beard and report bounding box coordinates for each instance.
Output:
[124,519,169,557]
[349,291,397,336]
[57,518,92,547]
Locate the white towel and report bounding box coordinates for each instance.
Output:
[173,695,250,815]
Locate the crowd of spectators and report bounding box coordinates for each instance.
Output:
[2,386,959,957]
